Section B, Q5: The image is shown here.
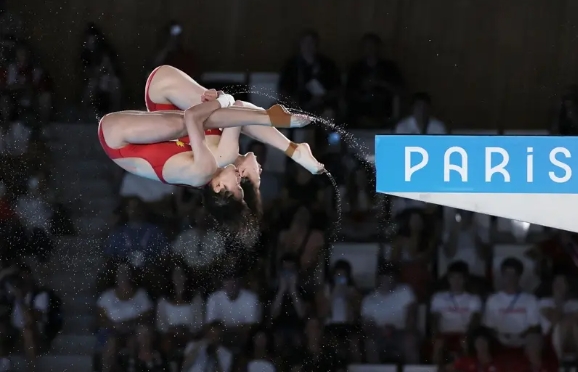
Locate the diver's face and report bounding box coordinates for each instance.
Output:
[211,165,243,199]
[236,153,262,188]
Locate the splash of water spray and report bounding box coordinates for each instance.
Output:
[223,85,394,241]
[324,171,342,244]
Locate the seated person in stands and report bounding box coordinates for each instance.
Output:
[315,259,362,363]
[361,262,419,364]
[104,197,168,268]
[97,262,154,372]
[483,257,546,369]
[269,254,308,358]
[156,263,204,359]
[14,173,54,262]
[452,327,501,372]
[8,265,52,372]
[538,271,578,359]
[181,322,233,372]
[431,261,482,364]
[117,324,168,372]
[205,273,262,350]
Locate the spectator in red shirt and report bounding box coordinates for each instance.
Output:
[453,328,501,372]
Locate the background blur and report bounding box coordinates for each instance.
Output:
[2,0,578,372]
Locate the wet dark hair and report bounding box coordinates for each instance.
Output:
[241,177,263,221]
[201,184,260,247]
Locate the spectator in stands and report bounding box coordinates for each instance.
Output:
[345,33,404,127]
[118,324,167,372]
[205,273,261,349]
[395,92,446,134]
[453,327,500,372]
[0,257,16,371]
[156,263,204,358]
[316,259,362,363]
[0,0,23,38]
[552,87,578,136]
[527,229,578,280]
[391,211,435,301]
[0,182,14,223]
[80,23,112,81]
[278,29,341,118]
[171,208,225,269]
[317,259,361,326]
[301,317,345,371]
[181,322,232,372]
[431,261,482,364]
[151,21,197,79]
[538,271,578,358]
[97,262,154,372]
[104,197,168,269]
[442,210,491,278]
[276,205,325,277]
[483,257,543,369]
[361,262,419,364]
[5,43,53,123]
[269,254,307,356]
[15,172,53,261]
[119,172,176,224]
[342,166,381,239]
[243,329,276,371]
[278,165,329,225]
[84,51,122,115]
[9,265,51,372]
[0,95,32,158]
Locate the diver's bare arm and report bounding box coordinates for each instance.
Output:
[184,103,221,182]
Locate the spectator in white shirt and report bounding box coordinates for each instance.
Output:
[14,174,54,262]
[171,209,225,269]
[206,274,261,349]
[483,257,542,368]
[361,262,419,364]
[538,272,578,358]
[119,172,176,219]
[181,322,233,372]
[431,261,482,364]
[395,92,446,135]
[97,262,153,372]
[156,263,204,356]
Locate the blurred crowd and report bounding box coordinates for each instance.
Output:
[3,6,578,372]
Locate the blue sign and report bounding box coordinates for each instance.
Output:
[375,135,577,194]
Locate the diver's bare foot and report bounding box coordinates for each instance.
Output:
[267,104,314,128]
[291,143,325,174]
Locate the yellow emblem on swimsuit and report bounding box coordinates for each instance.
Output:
[175,140,185,147]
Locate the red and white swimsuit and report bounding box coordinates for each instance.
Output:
[97,66,221,185]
